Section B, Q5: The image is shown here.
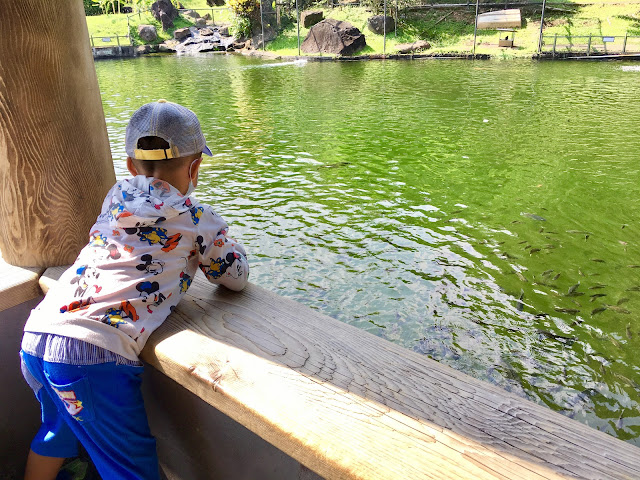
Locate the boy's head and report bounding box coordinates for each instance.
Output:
[125,100,212,194]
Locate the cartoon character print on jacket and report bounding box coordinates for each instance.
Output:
[184,198,204,225]
[200,252,245,281]
[101,300,139,328]
[136,254,164,275]
[90,231,121,261]
[70,265,101,298]
[136,281,172,313]
[60,297,95,314]
[124,223,182,252]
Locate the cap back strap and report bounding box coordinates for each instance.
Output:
[133,146,180,160]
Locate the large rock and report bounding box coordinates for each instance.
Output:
[367,15,395,35]
[301,19,366,55]
[137,24,158,42]
[301,10,323,28]
[394,40,431,54]
[152,0,178,30]
[173,27,192,40]
[207,0,226,5]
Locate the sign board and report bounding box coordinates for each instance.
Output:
[603,36,615,43]
[477,9,522,29]
[102,37,112,42]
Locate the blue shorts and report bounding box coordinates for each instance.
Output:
[20,351,159,480]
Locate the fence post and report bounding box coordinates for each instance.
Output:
[90,35,95,47]
[116,35,121,47]
[623,33,627,53]
[537,0,547,55]
[587,34,591,55]
[552,33,557,56]
[296,0,300,56]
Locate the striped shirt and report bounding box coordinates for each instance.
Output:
[21,332,142,366]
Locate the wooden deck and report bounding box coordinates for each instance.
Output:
[36,267,640,479]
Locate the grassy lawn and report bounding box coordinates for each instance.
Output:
[86,1,640,56]
[266,3,640,58]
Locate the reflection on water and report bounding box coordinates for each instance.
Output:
[96,55,640,444]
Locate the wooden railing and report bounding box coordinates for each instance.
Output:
[35,265,640,480]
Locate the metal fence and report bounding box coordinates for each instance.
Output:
[541,34,640,55]
[90,34,132,47]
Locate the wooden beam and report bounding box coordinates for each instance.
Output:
[0,0,115,267]
[141,275,640,480]
[38,266,640,478]
[0,253,43,312]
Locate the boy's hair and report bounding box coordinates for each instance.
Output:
[131,136,201,176]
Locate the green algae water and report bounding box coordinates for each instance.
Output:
[96,55,640,444]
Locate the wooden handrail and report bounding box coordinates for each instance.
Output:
[39,266,640,479]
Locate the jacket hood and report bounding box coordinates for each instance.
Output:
[104,176,196,228]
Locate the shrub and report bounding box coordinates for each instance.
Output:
[84,0,102,15]
[228,0,260,36]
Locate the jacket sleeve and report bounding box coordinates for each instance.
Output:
[197,208,249,291]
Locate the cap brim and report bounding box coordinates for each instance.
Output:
[203,145,212,156]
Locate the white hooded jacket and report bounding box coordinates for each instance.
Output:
[24,176,249,361]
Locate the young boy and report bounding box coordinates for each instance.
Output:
[20,100,249,480]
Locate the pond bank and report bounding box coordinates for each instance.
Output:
[93,45,640,61]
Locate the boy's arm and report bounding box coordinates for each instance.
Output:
[197,210,249,292]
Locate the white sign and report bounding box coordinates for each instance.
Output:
[603,36,615,43]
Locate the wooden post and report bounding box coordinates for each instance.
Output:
[552,33,557,56]
[0,0,115,267]
[587,34,592,55]
[623,33,627,53]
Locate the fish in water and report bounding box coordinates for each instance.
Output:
[554,307,580,314]
[627,265,640,268]
[516,289,525,312]
[607,305,631,314]
[626,286,640,292]
[590,284,607,290]
[553,273,561,281]
[590,294,606,302]
[591,306,607,315]
[537,330,577,344]
[521,212,546,221]
[568,282,580,295]
[617,298,630,305]
[591,259,606,263]
[530,248,541,254]
[542,269,554,276]
[627,324,633,339]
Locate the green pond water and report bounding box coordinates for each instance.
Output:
[96,55,640,444]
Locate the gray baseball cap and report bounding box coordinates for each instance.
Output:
[125,99,212,160]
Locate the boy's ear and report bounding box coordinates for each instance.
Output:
[126,157,138,177]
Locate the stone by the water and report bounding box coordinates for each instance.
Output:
[367,15,395,35]
[151,0,178,30]
[173,27,192,41]
[301,10,324,28]
[394,40,431,54]
[137,25,158,42]
[301,19,366,56]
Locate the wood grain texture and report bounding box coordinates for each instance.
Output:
[0,252,43,311]
[135,275,640,480]
[0,0,115,267]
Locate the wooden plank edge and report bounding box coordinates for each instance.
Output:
[0,254,44,312]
